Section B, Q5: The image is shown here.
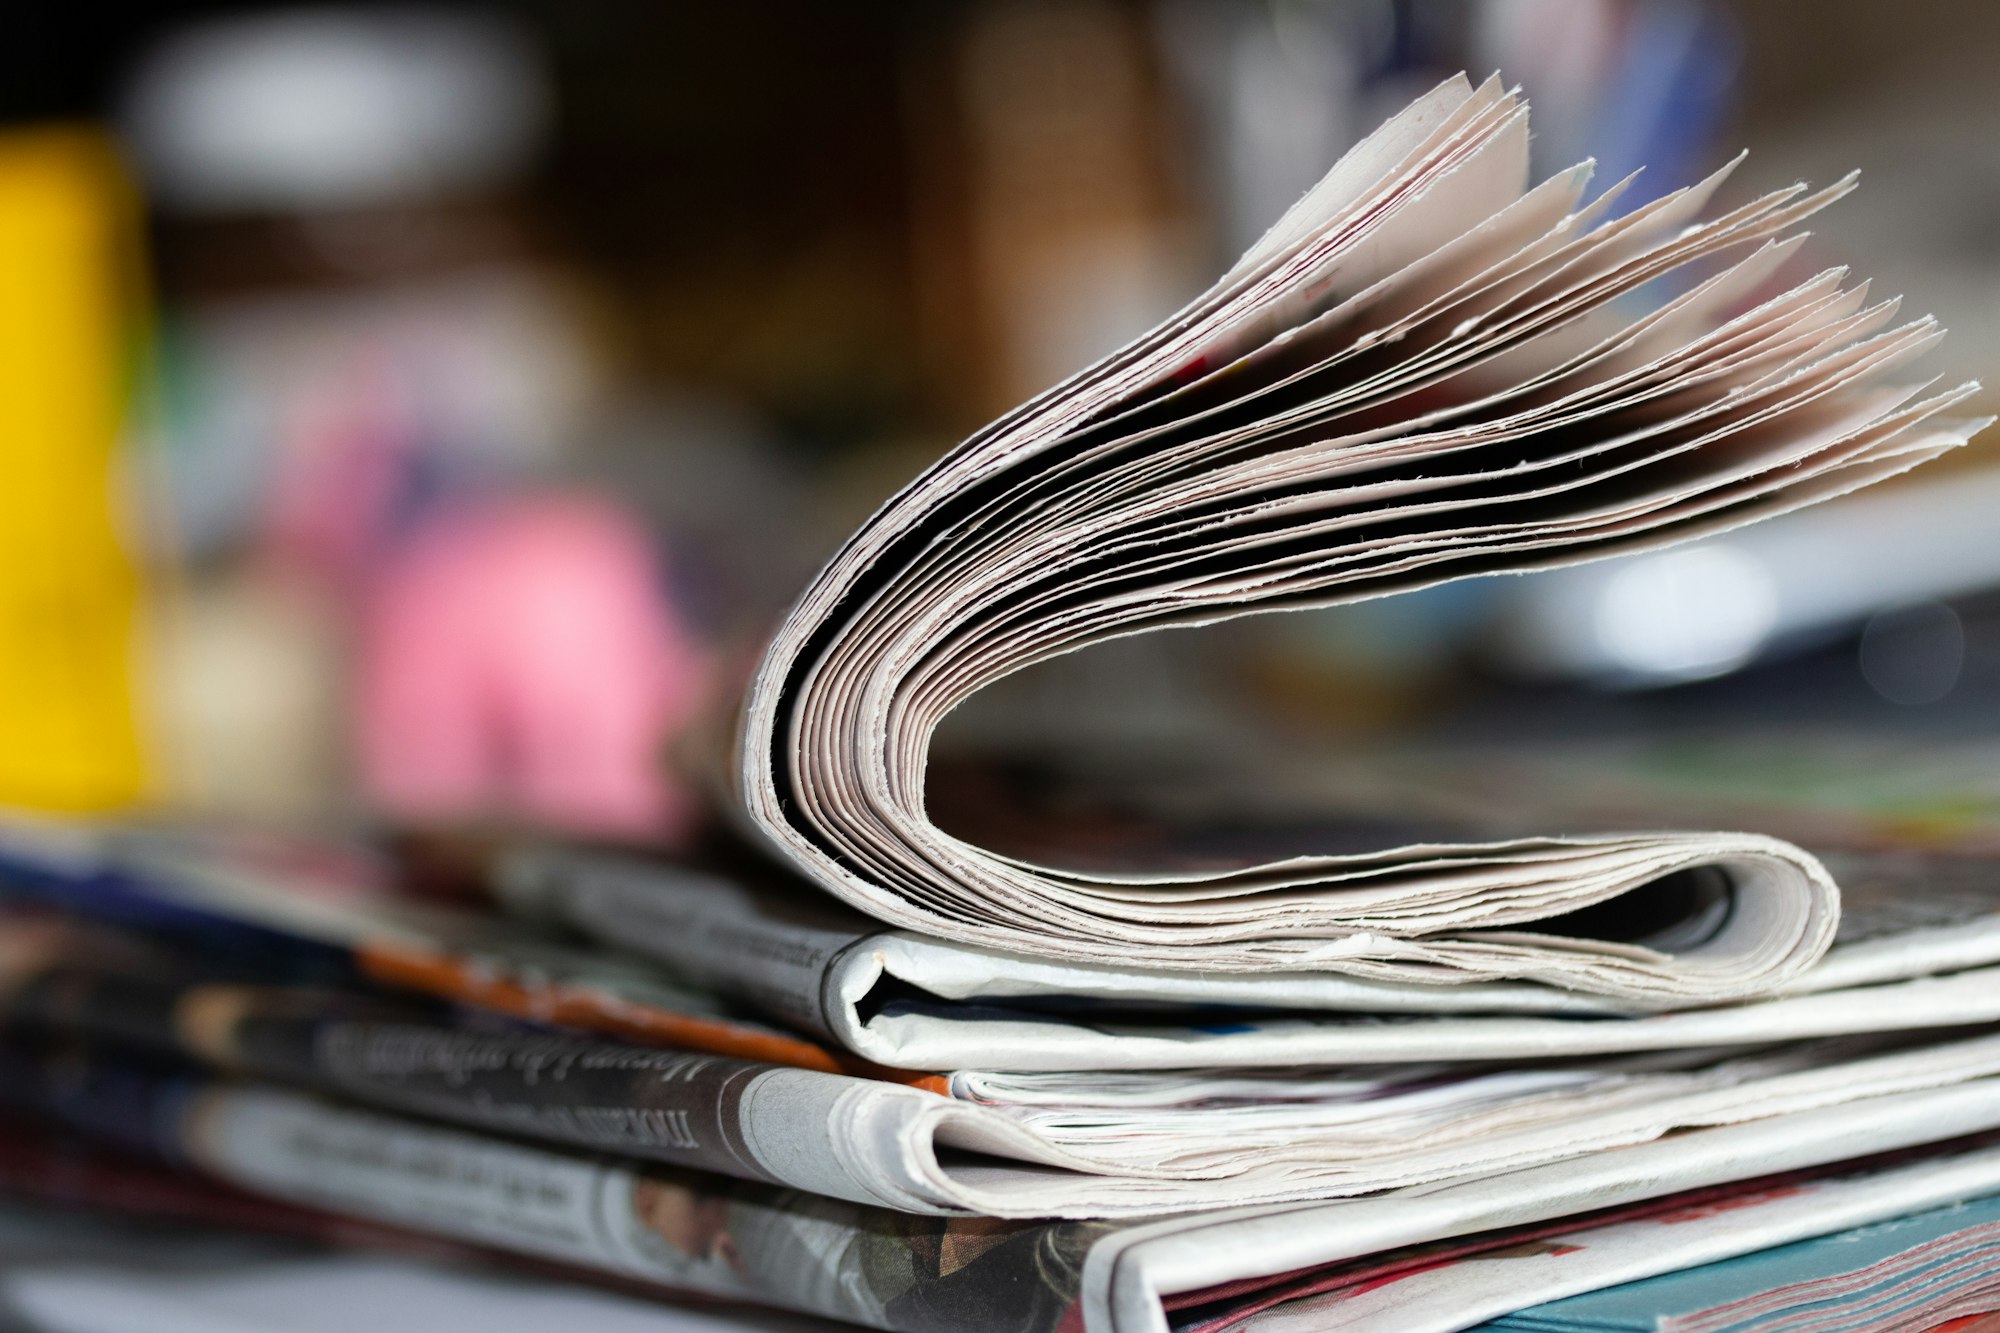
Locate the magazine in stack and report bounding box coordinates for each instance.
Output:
[5,74,2000,1332]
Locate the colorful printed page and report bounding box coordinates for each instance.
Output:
[1484,1194,2000,1332]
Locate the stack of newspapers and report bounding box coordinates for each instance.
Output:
[4,75,2000,1332]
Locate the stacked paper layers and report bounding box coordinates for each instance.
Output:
[2,74,1997,1333]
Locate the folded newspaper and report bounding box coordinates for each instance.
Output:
[497,840,2000,1071]
[727,72,1984,1003]
[9,912,2000,1220]
[12,811,2000,1078]
[6,1040,2000,1333]
[0,70,1995,1333]
[1196,1136,2000,1333]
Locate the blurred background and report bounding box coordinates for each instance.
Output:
[5,0,2000,841]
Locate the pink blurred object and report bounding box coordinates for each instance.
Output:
[357,495,709,840]
[262,353,415,591]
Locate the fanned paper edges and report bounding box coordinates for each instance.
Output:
[737,74,1989,1001]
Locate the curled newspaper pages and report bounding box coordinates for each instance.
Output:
[736,74,1987,1000]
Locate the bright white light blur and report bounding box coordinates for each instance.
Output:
[1491,466,2000,686]
[1591,545,1778,683]
[123,8,549,212]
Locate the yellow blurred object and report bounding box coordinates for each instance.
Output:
[0,129,149,810]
